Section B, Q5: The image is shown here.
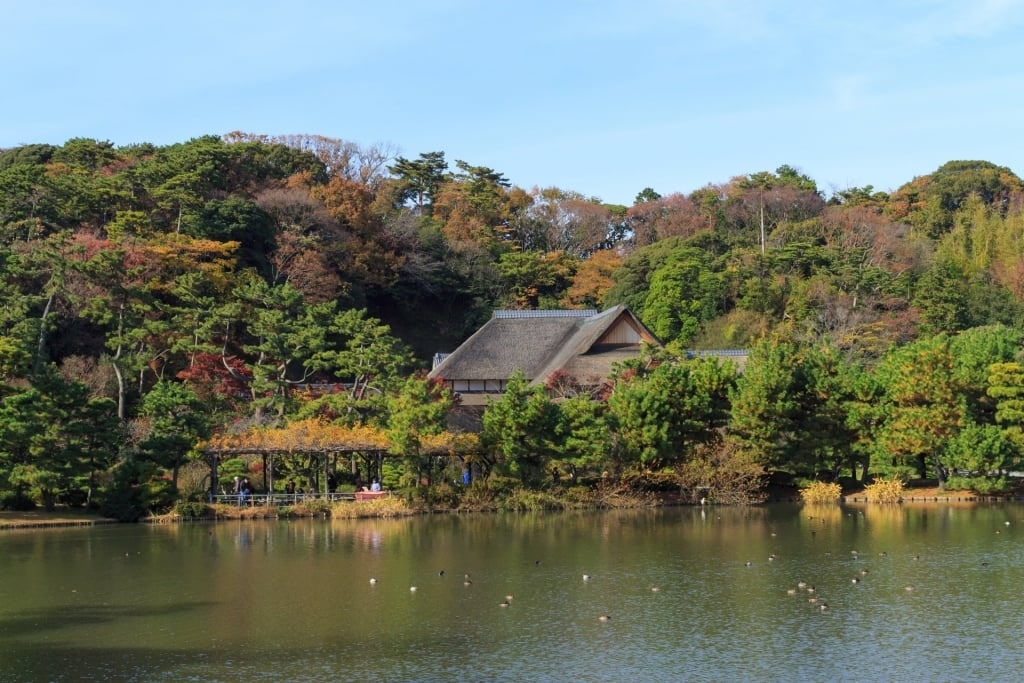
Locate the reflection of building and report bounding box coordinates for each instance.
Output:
[429,306,660,405]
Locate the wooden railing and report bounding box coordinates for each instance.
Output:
[210,492,359,506]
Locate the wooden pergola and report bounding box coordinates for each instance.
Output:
[198,420,394,496]
[199,445,388,497]
[197,419,481,496]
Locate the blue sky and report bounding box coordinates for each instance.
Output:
[3,0,1023,206]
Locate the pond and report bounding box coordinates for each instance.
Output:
[1,503,1023,682]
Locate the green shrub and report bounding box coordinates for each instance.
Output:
[419,482,460,509]
[100,485,145,522]
[560,485,599,508]
[100,461,177,521]
[175,501,211,519]
[458,483,499,512]
[0,492,36,511]
[483,475,520,496]
[381,462,402,490]
[58,488,90,508]
[944,476,1012,495]
[972,477,1012,495]
[144,478,177,514]
[499,487,563,512]
[296,497,332,515]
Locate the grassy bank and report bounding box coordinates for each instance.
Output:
[0,510,117,530]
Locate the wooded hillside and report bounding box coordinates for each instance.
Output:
[2,133,1023,515]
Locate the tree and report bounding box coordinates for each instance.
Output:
[943,422,1017,482]
[726,335,801,470]
[386,375,453,486]
[77,242,164,421]
[950,325,1023,425]
[554,395,612,481]
[138,379,211,488]
[913,260,971,335]
[988,361,1024,453]
[641,246,724,346]
[634,187,661,204]
[791,342,860,478]
[607,358,732,471]
[522,187,622,257]
[873,335,964,482]
[495,251,577,309]
[604,237,695,313]
[888,160,1023,238]
[625,193,708,247]
[481,372,560,484]
[724,166,825,251]
[433,160,517,250]
[563,249,621,309]
[388,151,449,213]
[0,370,115,510]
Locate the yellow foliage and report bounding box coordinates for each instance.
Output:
[419,431,480,456]
[799,480,843,504]
[864,478,904,504]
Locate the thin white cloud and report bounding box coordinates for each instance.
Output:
[828,75,872,113]
[955,0,1024,36]
[905,0,1024,41]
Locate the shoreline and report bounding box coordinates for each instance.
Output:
[4,489,1024,530]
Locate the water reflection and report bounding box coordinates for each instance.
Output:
[1,504,1023,682]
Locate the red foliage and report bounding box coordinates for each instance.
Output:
[176,353,251,401]
[70,232,115,261]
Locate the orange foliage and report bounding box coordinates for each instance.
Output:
[203,419,390,453]
[140,235,240,290]
[564,249,621,308]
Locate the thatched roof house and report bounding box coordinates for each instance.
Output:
[429,305,660,405]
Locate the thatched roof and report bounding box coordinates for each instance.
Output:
[428,305,659,387]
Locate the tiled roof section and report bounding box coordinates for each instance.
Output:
[492,309,597,319]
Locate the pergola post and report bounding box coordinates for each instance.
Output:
[267,453,274,498]
[208,451,219,500]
